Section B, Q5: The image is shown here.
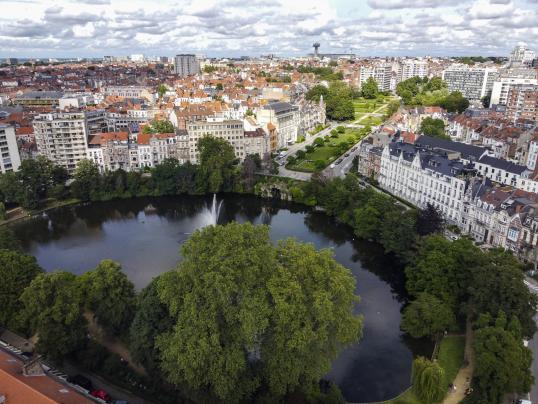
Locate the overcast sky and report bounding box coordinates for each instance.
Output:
[0,0,537,58]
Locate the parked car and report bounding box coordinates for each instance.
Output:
[68,374,93,391]
[344,153,350,157]
[91,389,111,402]
[335,159,343,165]
[351,147,357,152]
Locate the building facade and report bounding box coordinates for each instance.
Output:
[174,54,200,77]
[0,124,21,173]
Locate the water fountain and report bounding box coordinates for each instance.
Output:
[201,194,223,226]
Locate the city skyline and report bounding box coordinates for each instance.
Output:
[0,0,537,58]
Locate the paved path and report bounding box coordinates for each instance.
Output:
[443,321,474,404]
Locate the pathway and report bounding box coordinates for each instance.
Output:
[443,320,474,404]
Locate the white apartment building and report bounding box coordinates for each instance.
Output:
[398,59,428,82]
[489,76,538,106]
[174,54,200,77]
[0,124,21,173]
[256,102,299,148]
[510,45,536,66]
[186,118,245,163]
[33,112,90,173]
[442,66,498,100]
[379,142,467,224]
[359,64,392,92]
[102,86,153,101]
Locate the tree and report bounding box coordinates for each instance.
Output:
[401,293,456,339]
[420,117,449,140]
[71,159,100,201]
[216,83,223,91]
[440,91,469,113]
[305,85,329,102]
[473,320,533,403]
[129,277,174,373]
[296,150,306,159]
[416,203,445,236]
[379,208,417,259]
[411,357,446,403]
[326,82,354,121]
[0,201,5,220]
[0,250,43,329]
[313,138,325,147]
[481,93,491,108]
[361,77,378,99]
[19,271,87,362]
[143,119,174,134]
[79,260,136,335]
[240,154,257,191]
[0,226,22,251]
[157,84,167,99]
[198,136,237,193]
[152,158,181,195]
[156,223,361,402]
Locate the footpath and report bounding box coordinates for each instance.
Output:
[443,320,474,404]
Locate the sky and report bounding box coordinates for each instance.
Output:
[0,0,537,58]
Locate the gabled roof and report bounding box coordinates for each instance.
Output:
[478,155,528,175]
[415,135,487,161]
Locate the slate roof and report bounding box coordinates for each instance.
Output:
[478,155,528,175]
[415,135,487,162]
[263,101,297,113]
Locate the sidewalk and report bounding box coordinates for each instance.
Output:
[443,320,474,404]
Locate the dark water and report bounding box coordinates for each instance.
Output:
[11,194,431,402]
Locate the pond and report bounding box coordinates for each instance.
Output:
[10,194,431,402]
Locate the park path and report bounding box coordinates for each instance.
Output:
[443,320,474,404]
[350,101,390,125]
[84,312,146,375]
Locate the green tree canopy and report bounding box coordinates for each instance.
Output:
[326,82,354,121]
[19,271,87,362]
[360,77,379,99]
[71,159,100,201]
[420,117,449,140]
[0,249,44,329]
[401,293,456,339]
[198,136,237,193]
[157,84,167,98]
[79,259,136,335]
[156,223,361,402]
[143,119,174,134]
[0,226,22,251]
[129,276,174,373]
[411,357,446,403]
[305,85,329,103]
[473,314,534,403]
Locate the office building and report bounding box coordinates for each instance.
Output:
[0,124,21,173]
[174,54,200,77]
[186,118,245,162]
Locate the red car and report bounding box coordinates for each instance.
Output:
[90,389,111,402]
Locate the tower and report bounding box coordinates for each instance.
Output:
[313,43,320,58]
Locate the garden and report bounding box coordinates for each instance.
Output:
[286,126,370,172]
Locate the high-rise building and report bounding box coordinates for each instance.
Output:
[398,59,428,82]
[33,112,90,173]
[442,66,498,100]
[174,54,200,77]
[0,124,21,173]
[505,84,538,123]
[5,58,18,65]
[359,64,392,92]
[510,44,536,66]
[490,74,538,106]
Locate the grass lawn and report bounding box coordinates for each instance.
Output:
[360,115,383,126]
[286,128,365,172]
[438,335,465,388]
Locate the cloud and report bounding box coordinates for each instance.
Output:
[0,0,536,57]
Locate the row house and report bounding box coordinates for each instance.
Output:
[357,142,383,179]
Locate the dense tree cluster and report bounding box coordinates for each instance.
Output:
[396,76,469,113]
[306,82,354,121]
[297,65,343,81]
[0,221,359,403]
[420,117,450,140]
[360,77,379,99]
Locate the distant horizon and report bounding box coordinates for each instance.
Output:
[0,0,536,59]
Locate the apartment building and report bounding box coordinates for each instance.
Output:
[256,102,299,148]
[0,124,21,173]
[490,76,538,106]
[398,59,428,82]
[174,54,200,77]
[505,84,538,123]
[103,86,153,101]
[186,118,245,163]
[378,141,469,224]
[33,112,90,173]
[442,66,498,100]
[359,64,392,92]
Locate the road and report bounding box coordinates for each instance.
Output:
[62,361,147,404]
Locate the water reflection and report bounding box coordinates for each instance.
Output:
[10,194,431,402]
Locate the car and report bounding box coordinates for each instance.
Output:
[91,389,111,402]
[68,374,93,391]
[330,163,335,169]
[449,235,459,241]
[344,153,350,157]
[335,159,343,165]
[351,147,357,152]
